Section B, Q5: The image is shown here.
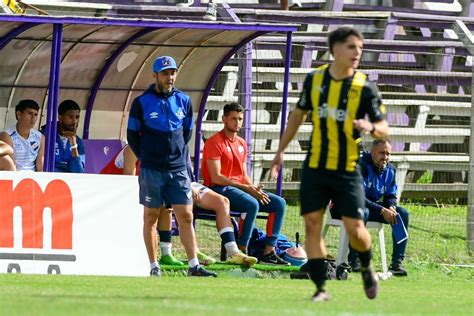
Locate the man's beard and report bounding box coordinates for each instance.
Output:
[158,84,173,94]
[225,126,239,134]
[62,124,76,132]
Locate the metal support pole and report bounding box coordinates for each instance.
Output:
[238,42,253,176]
[44,23,63,172]
[469,63,474,253]
[276,31,292,196]
[453,20,474,252]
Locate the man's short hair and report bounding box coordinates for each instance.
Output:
[58,100,80,115]
[328,27,364,54]
[15,99,39,120]
[223,102,244,116]
[371,138,391,149]
[15,99,39,114]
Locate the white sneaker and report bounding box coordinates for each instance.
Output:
[203,3,217,21]
[176,0,194,7]
[289,0,302,9]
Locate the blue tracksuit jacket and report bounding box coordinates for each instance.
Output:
[127,84,193,172]
[40,124,85,173]
[359,151,398,213]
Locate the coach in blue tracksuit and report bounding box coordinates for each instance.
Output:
[127,56,215,278]
[349,139,409,276]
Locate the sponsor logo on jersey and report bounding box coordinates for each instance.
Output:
[318,103,347,122]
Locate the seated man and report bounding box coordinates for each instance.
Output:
[0,99,44,171]
[202,102,289,265]
[350,139,409,277]
[189,167,258,267]
[0,141,15,171]
[42,100,85,173]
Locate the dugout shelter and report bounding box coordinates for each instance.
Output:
[0,14,296,187]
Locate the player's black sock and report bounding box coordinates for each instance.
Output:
[357,248,373,269]
[307,258,327,292]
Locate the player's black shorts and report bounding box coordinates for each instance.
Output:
[300,166,365,219]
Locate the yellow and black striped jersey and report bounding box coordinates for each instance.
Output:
[297,64,386,172]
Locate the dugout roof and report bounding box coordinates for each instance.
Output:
[0,14,296,145]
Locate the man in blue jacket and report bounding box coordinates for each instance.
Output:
[351,139,409,276]
[127,55,216,277]
[41,100,85,173]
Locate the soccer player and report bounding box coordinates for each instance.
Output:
[202,102,290,266]
[0,99,44,171]
[127,55,216,277]
[271,27,389,302]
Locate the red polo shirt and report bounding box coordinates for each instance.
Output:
[202,130,247,187]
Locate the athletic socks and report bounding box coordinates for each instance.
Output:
[358,248,373,269]
[188,257,199,268]
[307,258,328,293]
[158,230,172,243]
[219,227,239,256]
[158,230,173,256]
[224,242,239,257]
[159,242,172,256]
[150,261,159,270]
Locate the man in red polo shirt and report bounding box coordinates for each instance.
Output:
[202,102,289,265]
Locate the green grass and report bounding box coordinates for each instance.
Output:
[161,261,300,273]
[404,204,469,263]
[0,263,472,315]
[1,202,473,315]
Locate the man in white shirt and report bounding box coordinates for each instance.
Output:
[0,99,44,171]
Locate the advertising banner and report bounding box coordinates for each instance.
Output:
[0,172,149,276]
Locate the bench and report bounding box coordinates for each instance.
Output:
[381,91,471,102]
[220,65,471,87]
[201,122,470,144]
[235,9,474,30]
[252,151,469,197]
[204,95,471,127]
[257,35,467,54]
[400,183,468,199]
[191,149,468,199]
[251,152,469,171]
[256,181,468,199]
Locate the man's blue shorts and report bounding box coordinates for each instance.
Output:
[138,168,192,208]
